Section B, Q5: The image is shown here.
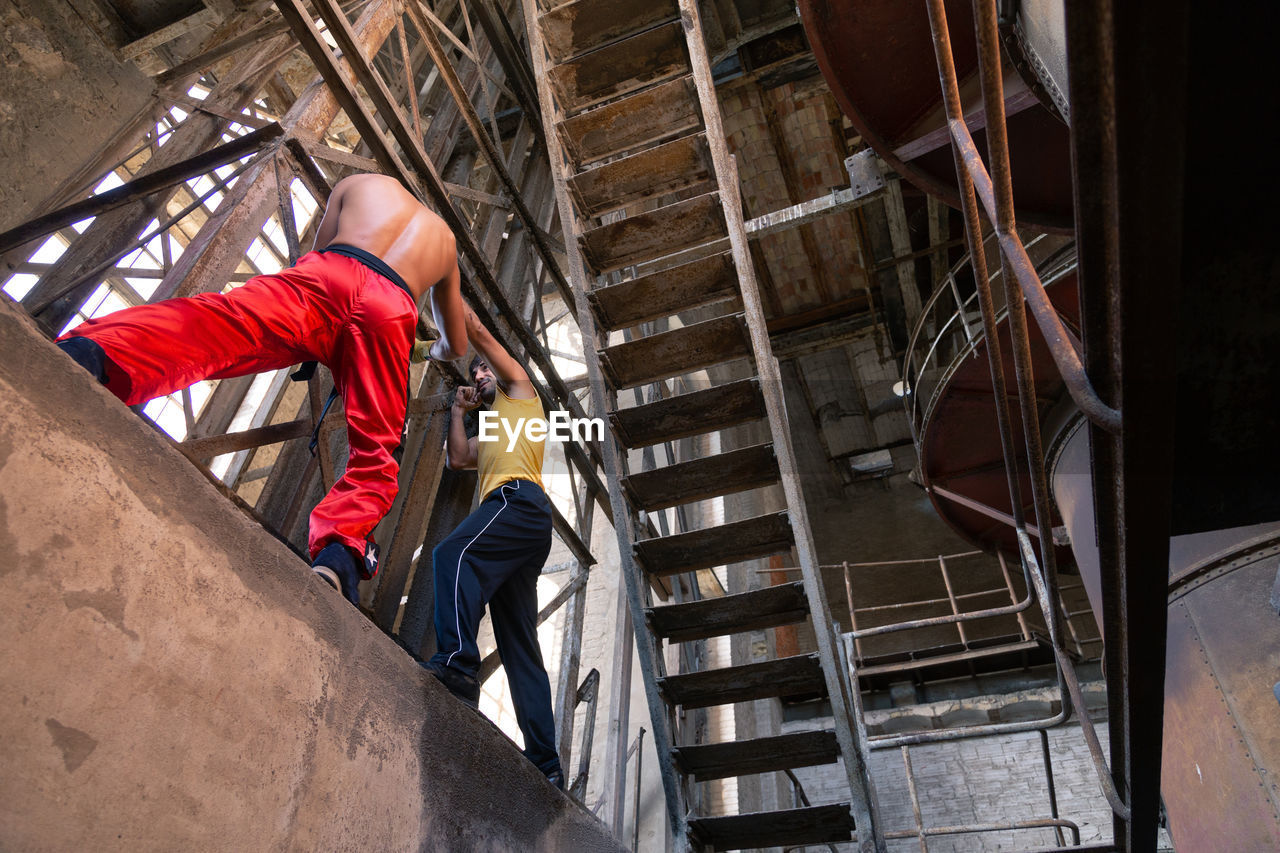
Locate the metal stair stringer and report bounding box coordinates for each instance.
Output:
[674,1,886,850]
[522,0,884,849]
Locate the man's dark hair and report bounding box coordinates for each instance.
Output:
[468,354,486,381]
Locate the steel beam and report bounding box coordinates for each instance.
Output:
[1067,1,1188,850]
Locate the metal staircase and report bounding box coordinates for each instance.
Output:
[520,0,883,849]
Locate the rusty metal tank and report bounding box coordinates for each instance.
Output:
[797,0,1073,231]
[1050,413,1280,850]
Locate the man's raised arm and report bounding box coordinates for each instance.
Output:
[428,254,467,362]
[465,305,536,400]
[446,385,481,470]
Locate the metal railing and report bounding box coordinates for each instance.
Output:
[837,0,1141,846]
[886,737,1084,850]
[900,232,1076,450]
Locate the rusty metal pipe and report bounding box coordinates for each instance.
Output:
[900,747,929,852]
[1039,730,1066,847]
[967,0,1067,655]
[884,818,1082,845]
[998,550,1033,641]
[1053,644,1132,821]
[848,585,1034,640]
[1017,528,1061,644]
[915,19,1127,822]
[1021,529,1131,821]
[951,0,1119,435]
[947,122,1121,433]
[925,0,1078,733]
[870,705,1067,749]
[924,0,1029,543]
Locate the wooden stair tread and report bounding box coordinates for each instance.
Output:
[610,377,764,449]
[587,251,737,332]
[647,581,809,642]
[548,21,688,116]
[633,510,794,577]
[598,311,749,390]
[658,653,826,708]
[688,804,855,850]
[539,0,678,65]
[558,76,701,167]
[672,729,839,780]
[579,190,727,275]
[621,442,778,512]
[568,132,715,217]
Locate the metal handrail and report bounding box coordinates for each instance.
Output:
[902,239,1074,451]
[946,123,1120,434]
[884,0,1134,834]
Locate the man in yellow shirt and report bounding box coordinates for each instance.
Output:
[421,304,563,790]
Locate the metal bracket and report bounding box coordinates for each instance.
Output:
[845,149,887,200]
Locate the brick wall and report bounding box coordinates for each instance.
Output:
[780,707,1175,852]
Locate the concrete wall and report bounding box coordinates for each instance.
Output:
[0,1,154,230]
[0,294,623,853]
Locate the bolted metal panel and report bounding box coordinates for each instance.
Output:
[1162,536,1280,852]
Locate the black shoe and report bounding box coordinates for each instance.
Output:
[545,768,565,792]
[311,543,361,606]
[57,337,109,385]
[420,659,480,709]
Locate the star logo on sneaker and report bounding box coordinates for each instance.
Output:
[365,551,377,571]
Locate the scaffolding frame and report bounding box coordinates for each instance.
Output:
[0,0,620,813]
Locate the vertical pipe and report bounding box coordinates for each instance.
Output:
[632,726,646,852]
[937,555,968,648]
[997,550,1032,641]
[922,0,1027,542]
[844,560,864,660]
[1039,729,1066,847]
[970,0,1064,648]
[901,746,929,853]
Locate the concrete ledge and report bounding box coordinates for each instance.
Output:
[0,295,622,852]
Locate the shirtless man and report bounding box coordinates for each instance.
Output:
[56,173,466,605]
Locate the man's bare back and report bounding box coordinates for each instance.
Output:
[313,173,465,360]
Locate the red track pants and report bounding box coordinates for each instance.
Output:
[60,250,417,560]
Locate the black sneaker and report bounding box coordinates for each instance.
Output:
[420,659,480,709]
[545,768,565,792]
[311,543,361,606]
[57,337,109,385]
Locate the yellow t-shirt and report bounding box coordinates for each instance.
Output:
[477,386,546,501]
